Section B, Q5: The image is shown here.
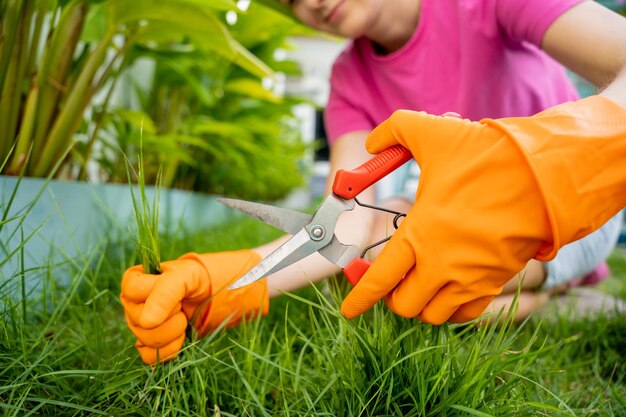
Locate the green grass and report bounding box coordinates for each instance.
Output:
[125,137,162,275]
[1,216,625,416]
[601,248,626,298]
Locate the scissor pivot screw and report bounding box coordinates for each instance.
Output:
[310,225,326,241]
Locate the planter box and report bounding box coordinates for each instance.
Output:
[0,176,236,297]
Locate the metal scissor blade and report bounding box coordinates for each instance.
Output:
[218,198,312,235]
[268,233,360,275]
[229,194,356,289]
[229,228,321,289]
[317,235,362,268]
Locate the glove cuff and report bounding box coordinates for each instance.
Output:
[179,250,269,337]
[484,95,626,260]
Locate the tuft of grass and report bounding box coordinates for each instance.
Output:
[125,131,162,275]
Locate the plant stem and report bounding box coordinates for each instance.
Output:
[31,1,88,171]
[9,85,38,174]
[26,3,46,80]
[77,36,135,181]
[33,29,114,177]
[0,0,25,162]
[0,37,18,161]
[0,0,21,96]
[1,1,33,163]
[8,2,47,174]
[77,78,117,181]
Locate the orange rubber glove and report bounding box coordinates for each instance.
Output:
[341,95,626,325]
[120,250,268,364]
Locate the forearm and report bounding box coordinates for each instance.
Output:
[542,0,626,104]
[600,66,626,107]
[261,197,377,298]
[259,131,379,297]
[256,230,342,297]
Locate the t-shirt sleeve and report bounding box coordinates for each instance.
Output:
[324,57,375,145]
[495,0,585,46]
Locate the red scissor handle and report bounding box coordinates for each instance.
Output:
[332,145,413,284]
[343,258,372,285]
[332,145,412,199]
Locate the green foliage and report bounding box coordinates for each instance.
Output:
[0,0,272,179]
[94,2,310,200]
[600,249,626,299]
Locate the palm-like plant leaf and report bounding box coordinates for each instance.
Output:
[0,0,274,178]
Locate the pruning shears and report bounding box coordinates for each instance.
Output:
[219,145,413,289]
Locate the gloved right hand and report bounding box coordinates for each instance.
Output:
[341,95,626,325]
[120,250,268,364]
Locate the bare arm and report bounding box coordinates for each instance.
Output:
[542,0,626,106]
[602,66,626,107]
[261,131,380,297]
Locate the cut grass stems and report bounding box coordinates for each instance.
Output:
[125,134,162,275]
[1,214,624,415]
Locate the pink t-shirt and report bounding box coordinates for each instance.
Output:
[325,0,583,143]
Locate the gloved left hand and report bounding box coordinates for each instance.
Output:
[120,250,268,364]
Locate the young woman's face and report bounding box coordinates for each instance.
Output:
[281,0,385,39]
